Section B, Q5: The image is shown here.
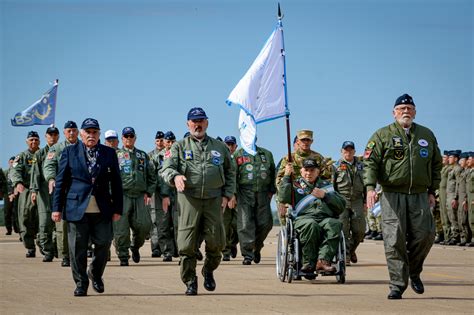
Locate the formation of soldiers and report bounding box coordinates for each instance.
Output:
[1,121,473,272]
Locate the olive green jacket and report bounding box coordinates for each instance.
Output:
[148,148,172,197]
[233,146,276,193]
[278,175,345,221]
[161,134,236,199]
[30,145,53,192]
[117,147,156,197]
[363,122,442,194]
[43,140,78,182]
[10,150,38,189]
[332,157,365,208]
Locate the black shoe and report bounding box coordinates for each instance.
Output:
[457,241,467,246]
[373,233,383,241]
[61,257,70,267]
[151,250,161,258]
[434,234,444,244]
[120,259,129,266]
[387,290,402,299]
[74,287,87,297]
[163,255,172,262]
[87,269,104,293]
[43,255,54,262]
[448,238,459,246]
[131,248,140,263]
[230,246,237,258]
[201,269,216,291]
[26,249,35,258]
[242,257,252,265]
[222,254,230,261]
[6,230,12,235]
[87,249,93,258]
[185,278,198,296]
[410,277,424,294]
[196,250,203,261]
[253,251,261,264]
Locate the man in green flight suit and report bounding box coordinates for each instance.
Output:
[161,107,235,296]
[114,127,156,266]
[233,140,276,265]
[466,152,474,247]
[332,141,365,265]
[364,93,442,300]
[278,158,345,273]
[437,151,451,244]
[446,150,462,245]
[30,125,60,262]
[43,120,80,267]
[10,131,41,257]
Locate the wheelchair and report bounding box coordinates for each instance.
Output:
[276,209,346,284]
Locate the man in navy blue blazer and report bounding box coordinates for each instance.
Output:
[52,118,123,297]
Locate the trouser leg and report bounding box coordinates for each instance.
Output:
[18,189,38,250]
[68,218,90,290]
[254,192,273,254]
[113,195,132,260]
[317,218,342,261]
[130,195,152,251]
[295,217,320,267]
[56,220,69,259]
[202,197,225,273]
[236,190,256,259]
[37,187,54,256]
[89,214,113,280]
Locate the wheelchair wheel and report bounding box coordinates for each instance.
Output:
[335,231,346,284]
[276,227,288,282]
[288,267,294,283]
[336,273,345,284]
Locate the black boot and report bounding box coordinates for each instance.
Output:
[185,277,198,296]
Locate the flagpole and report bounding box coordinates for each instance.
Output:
[278,3,295,208]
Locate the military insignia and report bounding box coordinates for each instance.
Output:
[296,188,304,195]
[236,156,244,165]
[47,152,55,160]
[418,139,428,147]
[339,164,347,171]
[138,165,144,171]
[260,165,266,171]
[212,157,221,165]
[366,141,375,149]
[139,158,145,165]
[261,172,267,179]
[124,152,130,160]
[211,150,221,157]
[245,164,253,171]
[420,148,429,158]
[27,159,34,165]
[247,173,253,180]
[184,150,193,160]
[357,163,363,171]
[243,157,251,163]
[260,154,267,163]
[136,152,142,158]
[364,150,372,159]
[392,137,403,148]
[394,149,404,160]
[164,150,172,159]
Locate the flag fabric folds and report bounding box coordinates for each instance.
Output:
[11,82,58,127]
[226,25,288,155]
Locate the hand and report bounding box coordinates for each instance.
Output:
[221,196,229,213]
[112,213,121,222]
[227,195,237,209]
[311,188,326,199]
[462,200,468,212]
[162,197,170,213]
[144,195,152,206]
[451,199,458,210]
[9,194,15,202]
[366,190,377,209]
[51,212,62,222]
[428,193,436,209]
[48,179,56,194]
[284,164,294,176]
[278,203,287,217]
[174,175,187,192]
[31,192,37,205]
[16,183,25,194]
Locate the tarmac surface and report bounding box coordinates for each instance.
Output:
[1,226,473,314]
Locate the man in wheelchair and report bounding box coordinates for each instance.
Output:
[278,158,346,274]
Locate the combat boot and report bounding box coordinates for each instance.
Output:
[26,249,35,258]
[202,268,216,291]
[185,277,198,296]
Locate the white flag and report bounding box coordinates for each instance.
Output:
[226,25,288,155]
[238,109,257,155]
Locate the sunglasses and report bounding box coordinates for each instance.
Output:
[123,134,135,139]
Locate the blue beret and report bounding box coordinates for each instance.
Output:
[224,136,237,144]
[164,131,176,140]
[468,152,474,158]
[394,93,415,107]
[460,152,469,159]
[64,120,77,129]
[443,150,449,155]
[187,107,208,120]
[27,131,39,139]
[122,127,135,136]
[81,118,100,130]
[155,131,165,139]
[448,150,461,157]
[342,141,355,149]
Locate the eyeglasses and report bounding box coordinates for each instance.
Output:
[123,134,135,139]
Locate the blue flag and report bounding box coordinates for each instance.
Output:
[11,81,58,127]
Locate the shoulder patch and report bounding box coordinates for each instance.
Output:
[47,152,55,160]
[366,141,375,149]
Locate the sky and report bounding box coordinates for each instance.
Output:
[1,0,472,169]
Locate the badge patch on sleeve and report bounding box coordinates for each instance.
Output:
[366,141,375,149]
[394,149,404,160]
[418,139,428,147]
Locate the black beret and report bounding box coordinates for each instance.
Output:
[302,158,319,169]
[46,125,59,134]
